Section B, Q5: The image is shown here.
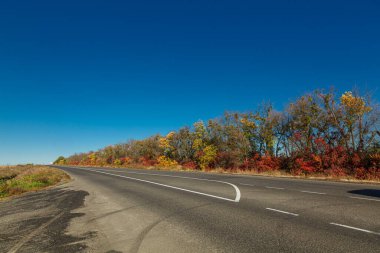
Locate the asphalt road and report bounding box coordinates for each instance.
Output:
[2,166,380,253]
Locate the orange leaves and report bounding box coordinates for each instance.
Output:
[57,88,379,181]
[138,157,156,166]
[246,153,280,172]
[120,157,132,165]
[293,158,317,175]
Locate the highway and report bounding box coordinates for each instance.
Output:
[56,166,379,253]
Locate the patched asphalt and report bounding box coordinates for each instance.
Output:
[0,187,92,253]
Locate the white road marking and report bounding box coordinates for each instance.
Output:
[239,183,255,187]
[78,168,241,202]
[300,190,326,195]
[330,223,380,235]
[265,186,284,190]
[349,196,380,202]
[265,208,299,216]
[94,168,241,202]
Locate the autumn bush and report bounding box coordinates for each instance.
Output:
[157,156,178,167]
[56,88,380,181]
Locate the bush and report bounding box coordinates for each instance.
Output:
[157,156,178,167]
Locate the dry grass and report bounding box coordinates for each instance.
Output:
[0,165,70,199]
[75,164,380,184]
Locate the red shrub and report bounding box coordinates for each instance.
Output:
[354,167,380,180]
[354,167,367,180]
[250,153,280,172]
[239,158,250,170]
[138,157,157,166]
[292,158,317,175]
[182,161,197,170]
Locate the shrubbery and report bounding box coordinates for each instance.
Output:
[56,89,380,180]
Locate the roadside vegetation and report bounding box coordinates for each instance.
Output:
[0,165,70,199]
[55,89,380,181]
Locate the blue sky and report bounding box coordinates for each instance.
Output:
[0,0,379,164]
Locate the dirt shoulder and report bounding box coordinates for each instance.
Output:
[0,182,92,253]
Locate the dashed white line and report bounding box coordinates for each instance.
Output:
[300,190,326,195]
[330,223,380,235]
[265,208,299,216]
[265,186,284,190]
[349,196,380,202]
[240,183,255,187]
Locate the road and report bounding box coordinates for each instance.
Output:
[2,166,380,253]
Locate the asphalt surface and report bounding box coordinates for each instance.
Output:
[1,166,380,253]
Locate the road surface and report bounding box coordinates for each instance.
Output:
[1,166,380,252]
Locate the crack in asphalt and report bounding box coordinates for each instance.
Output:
[86,203,150,224]
[130,203,213,253]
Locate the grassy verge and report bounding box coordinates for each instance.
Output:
[72,163,380,184]
[0,165,70,199]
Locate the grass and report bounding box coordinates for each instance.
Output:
[73,163,380,184]
[0,165,70,199]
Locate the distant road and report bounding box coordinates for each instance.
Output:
[47,166,379,253]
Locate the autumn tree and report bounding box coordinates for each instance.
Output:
[60,88,380,180]
[53,156,66,165]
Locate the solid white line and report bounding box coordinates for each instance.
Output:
[265,186,284,190]
[94,168,241,202]
[79,168,240,202]
[330,223,380,235]
[239,183,255,187]
[300,190,326,195]
[265,208,299,216]
[349,196,380,202]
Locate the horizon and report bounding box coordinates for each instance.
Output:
[1,0,379,164]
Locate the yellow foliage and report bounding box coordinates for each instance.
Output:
[113,159,122,165]
[157,156,178,167]
[159,137,170,149]
[166,131,175,139]
[240,117,256,128]
[88,153,96,164]
[199,145,218,170]
[340,91,372,116]
[159,132,176,149]
[192,138,203,151]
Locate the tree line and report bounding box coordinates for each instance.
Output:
[55,89,380,180]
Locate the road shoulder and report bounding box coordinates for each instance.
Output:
[0,182,93,253]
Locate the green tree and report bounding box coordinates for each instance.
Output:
[53,156,66,165]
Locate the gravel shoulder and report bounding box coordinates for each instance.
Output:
[0,181,93,253]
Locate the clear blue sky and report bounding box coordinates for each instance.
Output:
[0,0,379,164]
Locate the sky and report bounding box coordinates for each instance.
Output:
[0,0,379,164]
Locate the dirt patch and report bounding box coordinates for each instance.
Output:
[0,186,94,253]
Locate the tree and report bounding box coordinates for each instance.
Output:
[53,156,66,165]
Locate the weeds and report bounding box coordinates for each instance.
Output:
[0,165,70,199]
